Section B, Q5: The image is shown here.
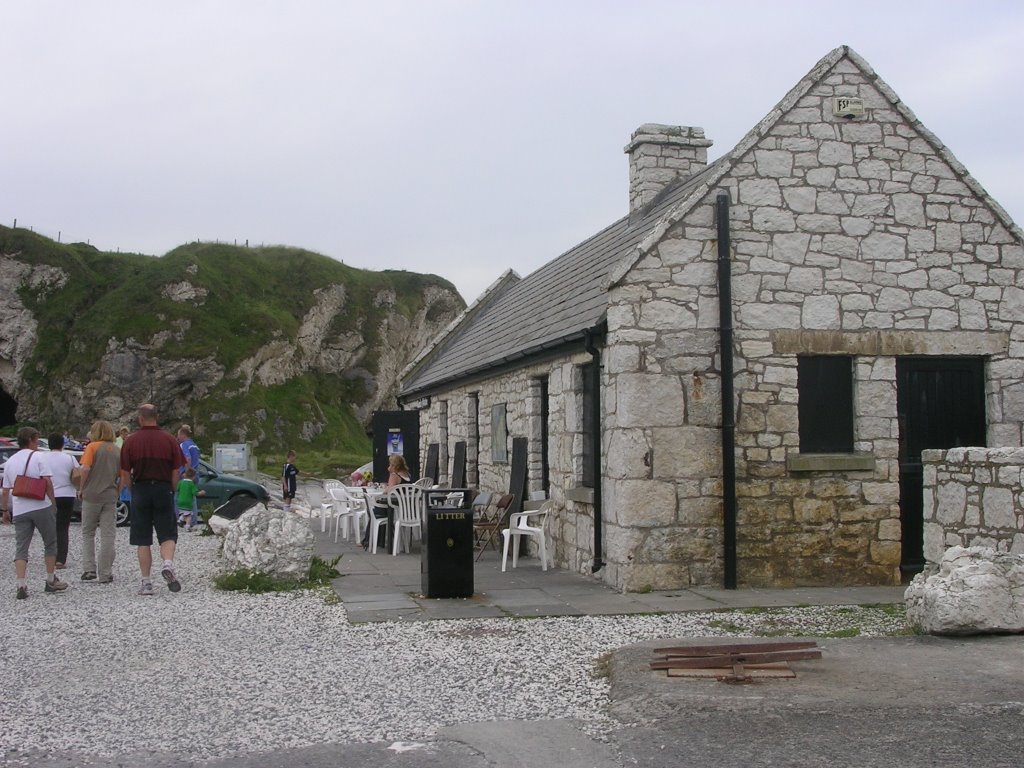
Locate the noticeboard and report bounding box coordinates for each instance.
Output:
[213,443,250,473]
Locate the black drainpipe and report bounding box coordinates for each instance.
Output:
[585,326,605,573]
[716,192,738,590]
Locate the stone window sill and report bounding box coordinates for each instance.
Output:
[564,486,594,504]
[786,452,876,472]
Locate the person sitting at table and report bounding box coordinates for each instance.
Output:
[361,454,411,550]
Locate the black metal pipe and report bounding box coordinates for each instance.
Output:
[716,192,738,590]
[585,326,605,573]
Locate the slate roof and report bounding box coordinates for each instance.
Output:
[400,160,722,397]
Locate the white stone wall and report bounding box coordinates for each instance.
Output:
[604,53,1024,589]
[922,447,1024,562]
[417,352,598,574]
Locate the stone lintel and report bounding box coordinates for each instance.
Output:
[565,486,595,504]
[787,452,876,472]
[769,330,1009,357]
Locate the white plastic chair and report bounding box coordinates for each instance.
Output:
[366,497,389,554]
[412,477,436,524]
[335,485,368,541]
[388,484,423,555]
[350,485,371,528]
[501,500,551,572]
[328,486,356,542]
[303,484,328,531]
[321,480,343,531]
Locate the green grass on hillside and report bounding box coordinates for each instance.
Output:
[0,226,463,455]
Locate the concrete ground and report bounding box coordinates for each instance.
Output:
[608,634,1024,767]
[13,516,1019,768]
[302,520,1023,768]
[24,635,1021,768]
[311,518,907,622]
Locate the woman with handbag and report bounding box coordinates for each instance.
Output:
[0,426,68,599]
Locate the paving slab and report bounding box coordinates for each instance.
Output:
[310,520,909,624]
[501,604,582,618]
[340,591,418,604]
[343,597,419,611]
[691,585,907,607]
[413,600,506,620]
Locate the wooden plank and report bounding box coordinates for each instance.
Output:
[666,666,796,679]
[653,641,818,656]
[650,649,822,670]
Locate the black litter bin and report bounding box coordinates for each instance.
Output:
[421,490,474,598]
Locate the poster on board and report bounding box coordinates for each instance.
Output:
[387,428,404,456]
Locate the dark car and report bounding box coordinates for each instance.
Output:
[0,446,18,506]
[0,444,17,468]
[116,459,270,526]
[194,459,270,508]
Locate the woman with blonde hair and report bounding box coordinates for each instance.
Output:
[78,420,121,583]
[360,454,412,549]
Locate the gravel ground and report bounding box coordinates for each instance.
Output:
[0,524,909,766]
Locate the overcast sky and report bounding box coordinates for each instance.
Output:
[3,1,1023,304]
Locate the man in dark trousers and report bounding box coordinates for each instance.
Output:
[120,404,185,595]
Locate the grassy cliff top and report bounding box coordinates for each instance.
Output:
[0,226,463,459]
[0,226,461,376]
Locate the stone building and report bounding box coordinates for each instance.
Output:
[398,46,1024,591]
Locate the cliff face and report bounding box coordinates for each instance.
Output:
[0,228,463,450]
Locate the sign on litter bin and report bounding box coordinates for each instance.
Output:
[421,489,474,599]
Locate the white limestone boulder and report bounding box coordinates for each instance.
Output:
[221,505,315,581]
[207,514,235,536]
[905,546,1024,635]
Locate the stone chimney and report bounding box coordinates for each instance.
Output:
[624,124,713,212]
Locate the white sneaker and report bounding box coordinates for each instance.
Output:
[138,581,154,596]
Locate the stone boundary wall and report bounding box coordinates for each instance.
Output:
[922,447,1024,563]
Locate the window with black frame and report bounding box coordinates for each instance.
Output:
[797,355,854,453]
[490,403,508,463]
[581,362,595,487]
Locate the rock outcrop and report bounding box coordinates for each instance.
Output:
[905,546,1024,635]
[0,232,464,447]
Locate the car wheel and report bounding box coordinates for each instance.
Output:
[115,500,131,526]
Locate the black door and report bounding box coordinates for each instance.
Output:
[896,358,985,581]
[371,410,421,482]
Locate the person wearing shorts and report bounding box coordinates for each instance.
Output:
[1,426,68,599]
[120,404,185,596]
